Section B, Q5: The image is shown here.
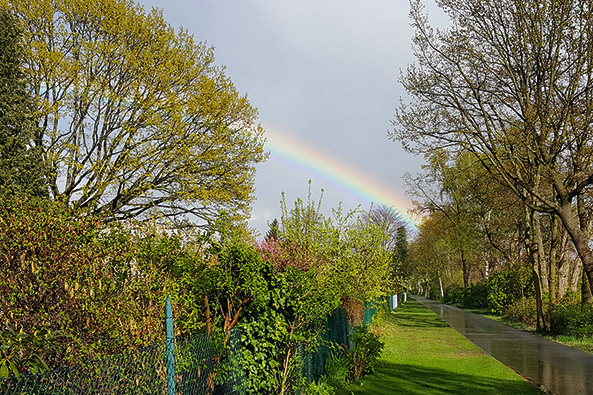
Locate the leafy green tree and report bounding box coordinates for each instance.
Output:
[265,218,280,241]
[0,8,47,198]
[5,0,266,223]
[407,210,461,297]
[279,184,392,303]
[392,0,593,301]
[394,226,408,266]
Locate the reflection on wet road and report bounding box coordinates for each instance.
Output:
[415,296,593,394]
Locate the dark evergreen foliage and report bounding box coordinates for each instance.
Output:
[394,226,408,264]
[0,8,47,199]
[265,218,280,241]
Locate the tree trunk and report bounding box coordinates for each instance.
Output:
[577,193,593,305]
[204,294,212,336]
[526,206,546,331]
[278,329,296,395]
[582,270,593,304]
[556,202,593,304]
[570,261,582,294]
[557,255,570,300]
[460,247,469,288]
[534,213,549,295]
[548,214,560,306]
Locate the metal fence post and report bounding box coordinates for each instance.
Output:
[165,295,176,395]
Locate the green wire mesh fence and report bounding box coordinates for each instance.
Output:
[302,306,352,383]
[2,297,390,394]
[1,330,243,395]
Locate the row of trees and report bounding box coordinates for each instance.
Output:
[395,0,593,331]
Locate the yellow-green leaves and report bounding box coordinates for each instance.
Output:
[8,0,266,223]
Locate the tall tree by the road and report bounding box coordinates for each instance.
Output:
[393,0,593,303]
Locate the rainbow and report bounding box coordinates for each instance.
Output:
[264,127,419,229]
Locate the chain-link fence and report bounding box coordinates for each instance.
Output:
[302,297,394,383]
[2,297,392,394]
[1,330,243,395]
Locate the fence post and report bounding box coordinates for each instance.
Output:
[165,295,176,395]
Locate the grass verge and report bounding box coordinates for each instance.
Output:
[463,307,593,354]
[335,299,542,394]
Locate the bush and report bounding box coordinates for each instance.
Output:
[465,282,490,309]
[302,380,336,395]
[488,264,533,314]
[443,282,489,309]
[0,199,200,365]
[348,324,384,381]
[323,349,349,389]
[503,298,538,327]
[549,305,593,337]
[0,328,60,377]
[443,287,466,306]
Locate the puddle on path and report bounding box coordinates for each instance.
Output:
[415,296,593,395]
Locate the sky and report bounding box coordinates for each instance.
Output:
[136,0,448,236]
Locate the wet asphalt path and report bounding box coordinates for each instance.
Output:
[414,296,593,394]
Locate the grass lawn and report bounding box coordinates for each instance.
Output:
[335,300,542,394]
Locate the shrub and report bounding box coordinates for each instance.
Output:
[443,282,489,309]
[488,264,533,314]
[302,380,336,395]
[464,282,490,309]
[443,286,466,306]
[323,349,349,389]
[503,298,538,327]
[0,199,198,365]
[348,324,384,381]
[549,305,593,337]
[0,328,60,378]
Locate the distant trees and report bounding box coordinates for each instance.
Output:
[393,0,593,305]
[0,7,47,199]
[5,0,266,223]
[362,205,409,289]
[265,218,280,241]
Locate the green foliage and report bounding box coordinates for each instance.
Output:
[7,0,266,222]
[549,304,593,338]
[238,258,341,394]
[443,282,489,309]
[279,183,392,301]
[301,379,336,395]
[503,297,539,328]
[348,324,384,381]
[265,218,280,241]
[488,264,534,314]
[323,349,350,389]
[0,328,59,378]
[0,8,47,199]
[239,307,285,393]
[0,199,201,365]
[394,226,409,264]
[0,182,397,393]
